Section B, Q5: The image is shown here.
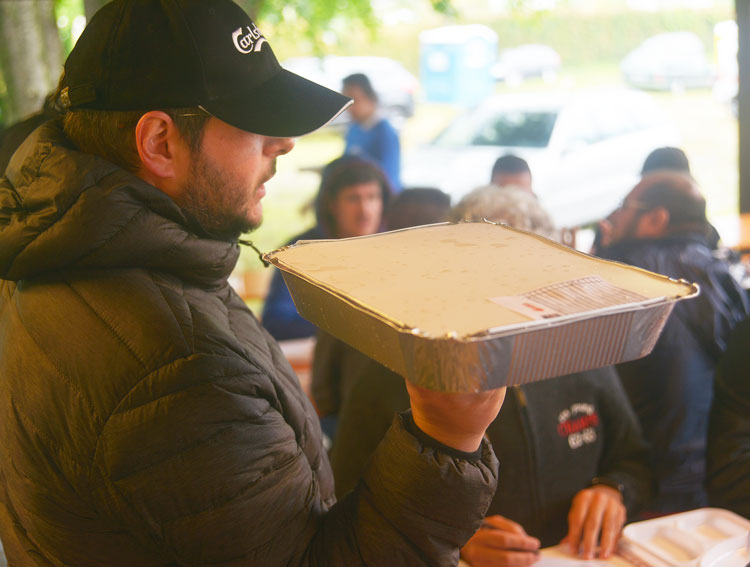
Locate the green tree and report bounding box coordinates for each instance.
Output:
[0,0,63,125]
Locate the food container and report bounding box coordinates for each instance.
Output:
[620,508,750,567]
[264,221,698,392]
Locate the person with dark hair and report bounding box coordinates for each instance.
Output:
[595,171,749,515]
[0,1,507,565]
[384,186,451,230]
[311,187,451,441]
[342,72,402,191]
[638,146,725,249]
[706,314,750,519]
[490,154,533,192]
[324,188,651,566]
[262,155,392,340]
[640,146,691,176]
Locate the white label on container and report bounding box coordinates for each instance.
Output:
[490,275,648,321]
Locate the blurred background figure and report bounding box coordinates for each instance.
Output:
[490,154,533,193]
[0,92,60,175]
[262,156,392,341]
[341,73,402,192]
[595,171,750,515]
[312,187,451,440]
[452,184,557,240]
[326,185,651,566]
[640,146,691,176]
[706,313,750,519]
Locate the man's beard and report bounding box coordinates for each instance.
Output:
[179,149,266,240]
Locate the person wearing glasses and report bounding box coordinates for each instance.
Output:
[594,171,749,516]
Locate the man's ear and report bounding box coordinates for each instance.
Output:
[134,111,190,196]
[637,207,670,238]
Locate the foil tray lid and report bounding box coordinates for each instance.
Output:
[263,221,699,342]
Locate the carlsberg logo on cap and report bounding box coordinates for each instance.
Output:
[232,23,266,54]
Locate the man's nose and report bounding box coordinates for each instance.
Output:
[265,137,295,156]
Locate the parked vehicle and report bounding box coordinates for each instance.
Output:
[401,89,679,228]
[620,32,715,93]
[282,55,418,129]
[492,44,561,86]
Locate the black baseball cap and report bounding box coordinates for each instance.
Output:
[60,0,351,137]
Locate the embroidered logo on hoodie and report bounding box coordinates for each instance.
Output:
[557,403,600,449]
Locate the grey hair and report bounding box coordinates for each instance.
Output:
[451,184,558,241]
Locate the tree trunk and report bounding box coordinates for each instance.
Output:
[37,0,64,86]
[83,0,109,20]
[0,0,61,125]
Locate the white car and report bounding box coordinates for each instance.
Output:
[402,90,679,228]
[620,32,715,93]
[492,44,561,86]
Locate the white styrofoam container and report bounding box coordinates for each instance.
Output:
[622,508,750,567]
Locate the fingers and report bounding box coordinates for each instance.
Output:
[471,525,540,552]
[462,532,539,567]
[483,515,528,536]
[579,490,608,559]
[566,486,625,559]
[599,500,626,558]
[566,490,589,555]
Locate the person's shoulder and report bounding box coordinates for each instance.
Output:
[375,117,398,136]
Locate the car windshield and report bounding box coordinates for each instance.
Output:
[433,108,558,148]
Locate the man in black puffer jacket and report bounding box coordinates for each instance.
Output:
[0,1,505,565]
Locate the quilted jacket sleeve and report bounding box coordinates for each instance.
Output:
[90,354,499,567]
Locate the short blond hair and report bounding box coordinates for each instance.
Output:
[451,184,558,240]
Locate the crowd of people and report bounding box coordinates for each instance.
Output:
[0,1,749,566]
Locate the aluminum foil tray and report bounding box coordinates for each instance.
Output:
[263,221,699,392]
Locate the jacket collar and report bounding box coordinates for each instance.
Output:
[0,121,239,288]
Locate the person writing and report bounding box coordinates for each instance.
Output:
[324,185,651,567]
[0,1,505,565]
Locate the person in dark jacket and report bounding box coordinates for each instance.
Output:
[328,362,651,566]
[320,185,651,566]
[0,2,506,565]
[595,171,749,515]
[261,155,391,341]
[311,187,451,438]
[706,314,750,518]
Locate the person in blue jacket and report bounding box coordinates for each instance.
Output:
[342,73,402,192]
[261,155,392,340]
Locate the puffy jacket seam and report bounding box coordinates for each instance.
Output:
[62,274,149,370]
[88,359,264,479]
[4,167,123,273]
[76,205,148,264]
[12,291,101,422]
[115,368,257,415]
[149,271,191,352]
[108,406,271,482]
[7,402,91,509]
[159,440,302,525]
[87,357,191,480]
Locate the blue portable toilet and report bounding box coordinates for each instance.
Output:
[419,24,498,106]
